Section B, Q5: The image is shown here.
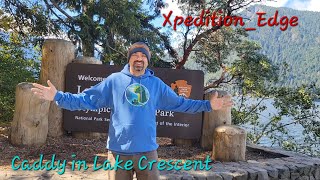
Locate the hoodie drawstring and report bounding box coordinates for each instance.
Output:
[139,77,142,103]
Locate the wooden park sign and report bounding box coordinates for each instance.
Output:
[63,63,205,139]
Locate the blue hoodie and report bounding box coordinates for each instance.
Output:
[54,64,212,154]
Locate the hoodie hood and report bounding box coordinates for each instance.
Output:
[121,64,154,79]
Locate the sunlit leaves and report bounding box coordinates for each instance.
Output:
[0,32,40,121]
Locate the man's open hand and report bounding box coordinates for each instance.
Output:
[31,80,57,101]
[210,92,233,110]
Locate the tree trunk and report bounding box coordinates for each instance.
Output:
[172,90,231,147]
[212,125,246,162]
[71,56,107,140]
[40,39,75,137]
[10,83,50,146]
[200,90,231,150]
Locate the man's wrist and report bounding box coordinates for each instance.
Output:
[54,91,63,101]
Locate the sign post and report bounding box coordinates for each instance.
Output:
[63,63,205,139]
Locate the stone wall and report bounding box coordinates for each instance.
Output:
[160,144,320,180]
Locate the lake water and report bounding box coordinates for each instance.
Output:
[234,97,320,153]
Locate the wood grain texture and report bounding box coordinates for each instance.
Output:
[212,125,246,162]
[10,83,50,146]
[40,39,75,137]
[200,90,231,150]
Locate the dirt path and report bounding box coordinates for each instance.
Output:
[0,124,277,179]
[0,168,110,180]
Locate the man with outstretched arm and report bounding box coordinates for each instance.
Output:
[31,42,233,180]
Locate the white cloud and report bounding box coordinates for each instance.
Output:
[161,0,182,17]
[254,0,320,12]
[262,0,289,7]
[287,0,311,11]
[301,0,320,12]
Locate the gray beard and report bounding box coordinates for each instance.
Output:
[133,62,144,71]
[134,68,142,71]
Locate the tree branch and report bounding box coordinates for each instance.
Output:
[254,115,315,143]
[242,97,266,121]
[106,44,126,58]
[43,0,74,30]
[176,0,235,69]
[48,0,73,20]
[204,64,227,91]
[231,1,252,10]
[139,16,180,62]
[176,25,222,69]
[183,26,191,55]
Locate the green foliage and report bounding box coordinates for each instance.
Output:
[0,9,13,30]
[195,28,244,73]
[228,5,320,156]
[246,5,320,89]
[183,4,320,156]
[232,85,319,156]
[0,32,40,121]
[188,24,319,156]
[1,0,168,66]
[234,43,278,95]
[2,0,55,36]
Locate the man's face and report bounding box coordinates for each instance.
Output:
[129,52,149,73]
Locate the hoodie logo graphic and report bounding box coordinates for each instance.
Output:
[125,83,150,106]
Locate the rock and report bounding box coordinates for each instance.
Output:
[219,172,233,180]
[194,175,206,180]
[310,175,316,180]
[314,167,320,180]
[246,168,259,180]
[290,172,300,179]
[296,176,309,180]
[181,174,194,180]
[205,173,223,180]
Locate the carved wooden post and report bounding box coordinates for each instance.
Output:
[71,56,107,140]
[40,39,75,137]
[10,83,50,146]
[200,90,231,150]
[212,125,246,162]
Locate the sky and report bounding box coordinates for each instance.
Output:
[161,0,320,17]
[264,0,320,12]
[158,0,320,43]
